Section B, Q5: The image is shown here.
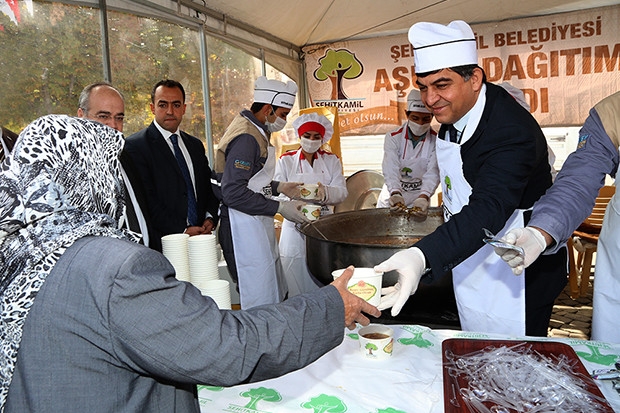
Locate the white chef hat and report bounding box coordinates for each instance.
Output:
[253,76,298,109]
[409,20,478,73]
[407,88,431,113]
[293,113,334,143]
[497,82,531,111]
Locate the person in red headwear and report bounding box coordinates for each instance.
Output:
[274,113,348,296]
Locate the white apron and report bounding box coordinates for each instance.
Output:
[229,143,287,309]
[591,189,620,343]
[279,169,326,296]
[436,137,526,335]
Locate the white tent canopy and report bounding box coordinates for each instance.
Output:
[113,0,620,81]
[189,0,619,47]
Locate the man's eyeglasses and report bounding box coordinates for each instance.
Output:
[86,112,124,123]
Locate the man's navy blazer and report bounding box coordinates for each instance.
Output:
[124,122,219,251]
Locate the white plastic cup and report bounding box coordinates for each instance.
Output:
[331,267,383,306]
[301,204,322,221]
[358,324,394,360]
[299,183,319,200]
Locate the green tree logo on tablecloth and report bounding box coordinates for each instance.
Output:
[398,331,433,349]
[301,394,347,412]
[240,387,282,410]
[576,343,618,366]
[377,408,407,413]
[197,384,224,392]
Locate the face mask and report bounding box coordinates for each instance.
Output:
[266,110,287,133]
[408,120,431,137]
[300,137,322,154]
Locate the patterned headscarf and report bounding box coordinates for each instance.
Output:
[0,115,136,408]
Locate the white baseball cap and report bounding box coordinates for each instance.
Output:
[407,88,431,113]
[253,76,298,109]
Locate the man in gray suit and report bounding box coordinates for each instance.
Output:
[0,115,380,412]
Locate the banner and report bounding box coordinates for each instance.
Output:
[303,5,620,135]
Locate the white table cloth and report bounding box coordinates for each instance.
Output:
[198,325,620,412]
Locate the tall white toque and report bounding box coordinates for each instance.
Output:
[407,88,431,113]
[408,20,478,74]
[253,76,298,109]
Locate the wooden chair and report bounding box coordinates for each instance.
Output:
[570,185,615,298]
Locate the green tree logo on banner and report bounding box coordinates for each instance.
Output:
[314,49,363,100]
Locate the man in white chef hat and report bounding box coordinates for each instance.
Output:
[213,76,310,309]
[374,21,567,337]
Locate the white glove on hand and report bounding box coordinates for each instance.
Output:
[389,193,406,210]
[495,226,547,275]
[277,182,302,199]
[374,247,426,317]
[278,200,310,224]
[411,197,429,218]
[316,182,327,203]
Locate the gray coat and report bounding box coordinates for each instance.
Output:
[5,236,344,412]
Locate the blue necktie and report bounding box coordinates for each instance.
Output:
[170,134,198,226]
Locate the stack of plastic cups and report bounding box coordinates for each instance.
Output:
[161,233,190,282]
[199,280,232,309]
[188,234,220,290]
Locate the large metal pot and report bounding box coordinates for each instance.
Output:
[299,207,443,286]
[299,207,460,328]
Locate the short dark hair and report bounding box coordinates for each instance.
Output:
[151,79,185,103]
[250,102,283,114]
[78,82,124,112]
[416,64,487,83]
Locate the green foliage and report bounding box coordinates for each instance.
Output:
[0,2,102,131]
[0,1,256,148]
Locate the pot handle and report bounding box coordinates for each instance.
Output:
[296,222,328,240]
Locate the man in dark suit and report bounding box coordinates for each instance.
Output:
[124,79,219,252]
[376,20,567,337]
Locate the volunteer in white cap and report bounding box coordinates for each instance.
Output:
[375,20,567,337]
[274,113,348,296]
[376,88,440,217]
[213,76,308,309]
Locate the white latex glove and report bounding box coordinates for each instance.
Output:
[388,193,406,210]
[494,226,547,275]
[374,247,426,317]
[316,182,327,203]
[277,181,302,199]
[278,200,310,224]
[411,197,429,218]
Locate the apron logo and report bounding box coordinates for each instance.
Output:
[577,133,589,149]
[401,177,422,192]
[234,159,251,171]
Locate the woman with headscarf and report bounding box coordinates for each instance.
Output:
[274,113,348,296]
[0,115,378,412]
